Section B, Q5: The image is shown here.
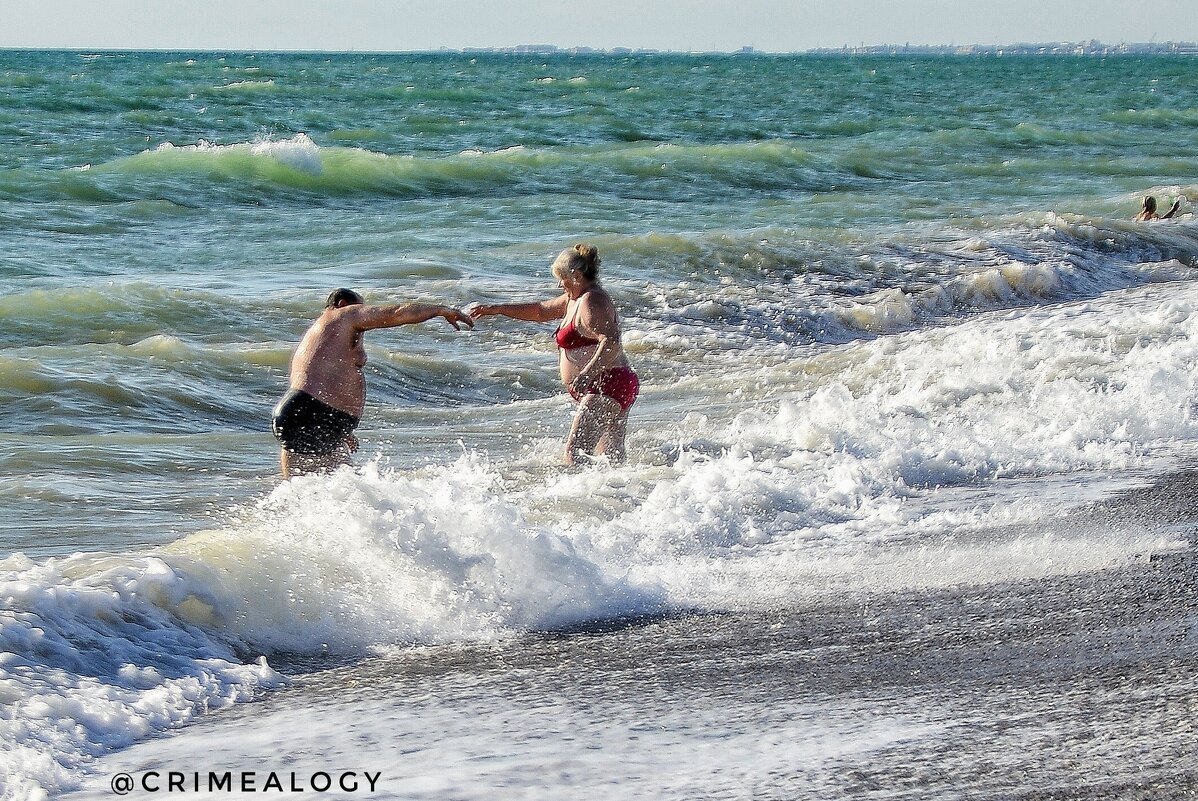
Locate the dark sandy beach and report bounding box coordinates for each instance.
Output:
[76,469,1198,801]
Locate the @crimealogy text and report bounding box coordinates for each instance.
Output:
[109,770,382,794]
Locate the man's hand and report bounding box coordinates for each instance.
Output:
[442,307,476,330]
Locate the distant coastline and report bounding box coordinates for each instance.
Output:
[449,40,1198,57]
[804,40,1198,56]
[3,40,1197,57]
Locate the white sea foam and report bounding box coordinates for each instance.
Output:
[0,452,653,798]
[217,79,275,91]
[0,553,282,801]
[572,279,1198,608]
[162,456,654,656]
[143,133,326,176]
[248,133,323,175]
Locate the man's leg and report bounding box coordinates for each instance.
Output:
[280,447,348,479]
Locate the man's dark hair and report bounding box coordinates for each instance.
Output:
[326,288,364,309]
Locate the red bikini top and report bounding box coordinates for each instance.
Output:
[555,319,599,350]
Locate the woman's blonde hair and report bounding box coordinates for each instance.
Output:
[553,243,601,281]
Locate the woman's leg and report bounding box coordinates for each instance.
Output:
[595,408,630,463]
[564,394,622,464]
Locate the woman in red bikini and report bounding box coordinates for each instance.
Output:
[468,243,639,464]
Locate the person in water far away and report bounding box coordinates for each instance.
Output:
[468,243,639,465]
[1135,195,1181,221]
[272,288,473,478]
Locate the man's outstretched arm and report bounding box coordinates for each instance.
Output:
[345,303,475,331]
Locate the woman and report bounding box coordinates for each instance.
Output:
[469,243,639,464]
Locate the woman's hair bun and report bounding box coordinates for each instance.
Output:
[570,243,600,278]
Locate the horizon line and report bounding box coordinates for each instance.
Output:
[2,40,1198,56]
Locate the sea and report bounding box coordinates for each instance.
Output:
[1,50,1197,800]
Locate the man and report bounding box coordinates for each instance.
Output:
[272,288,473,478]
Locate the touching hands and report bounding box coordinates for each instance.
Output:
[442,307,476,330]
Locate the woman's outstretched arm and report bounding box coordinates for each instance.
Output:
[468,294,568,323]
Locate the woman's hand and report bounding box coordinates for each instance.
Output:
[569,372,594,396]
[465,302,492,320]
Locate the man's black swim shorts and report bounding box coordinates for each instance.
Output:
[271,389,360,456]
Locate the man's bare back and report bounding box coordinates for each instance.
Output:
[289,304,371,418]
[272,288,473,478]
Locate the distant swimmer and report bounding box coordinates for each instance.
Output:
[1135,195,1181,221]
[273,288,473,478]
[469,244,639,465]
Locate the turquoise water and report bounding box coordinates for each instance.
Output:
[2,51,1194,552]
[2,51,1198,799]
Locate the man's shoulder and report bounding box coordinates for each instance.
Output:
[327,304,377,327]
[303,307,361,341]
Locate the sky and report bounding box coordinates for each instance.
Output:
[2,0,1196,53]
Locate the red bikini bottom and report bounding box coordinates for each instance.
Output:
[569,366,639,411]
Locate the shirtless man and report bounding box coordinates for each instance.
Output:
[272,288,473,478]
